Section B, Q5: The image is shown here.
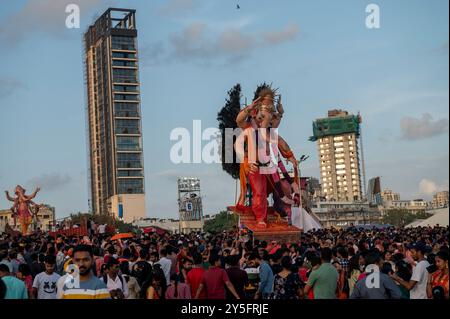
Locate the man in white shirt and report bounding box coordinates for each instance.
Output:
[98,224,106,235]
[103,258,129,299]
[32,255,61,299]
[156,248,172,285]
[391,242,430,299]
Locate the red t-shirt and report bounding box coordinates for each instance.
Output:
[186,267,207,299]
[201,267,230,299]
[299,268,314,299]
[177,251,186,271]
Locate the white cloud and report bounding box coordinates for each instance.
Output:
[263,24,300,45]
[419,179,448,197]
[27,173,72,191]
[0,78,25,99]
[167,22,300,63]
[400,113,449,140]
[0,0,105,44]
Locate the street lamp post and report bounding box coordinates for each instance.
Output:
[296,155,310,210]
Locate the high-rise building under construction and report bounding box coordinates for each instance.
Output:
[84,8,146,222]
[310,110,363,202]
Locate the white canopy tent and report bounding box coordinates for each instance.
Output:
[291,206,323,232]
[406,208,449,228]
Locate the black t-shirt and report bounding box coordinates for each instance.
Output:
[132,261,152,287]
[226,267,248,299]
[271,264,283,275]
[31,261,45,278]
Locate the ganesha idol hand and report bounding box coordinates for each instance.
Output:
[249,163,259,173]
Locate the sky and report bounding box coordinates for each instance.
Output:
[0,0,448,219]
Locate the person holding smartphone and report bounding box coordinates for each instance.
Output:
[390,242,430,299]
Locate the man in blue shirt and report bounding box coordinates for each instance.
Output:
[351,252,402,299]
[0,264,28,299]
[0,251,13,273]
[249,252,274,299]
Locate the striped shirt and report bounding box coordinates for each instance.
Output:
[60,274,110,299]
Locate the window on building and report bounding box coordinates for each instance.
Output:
[117,178,144,194]
[112,60,137,67]
[117,153,142,168]
[111,36,136,50]
[112,51,136,59]
[116,136,140,151]
[114,93,139,101]
[117,170,143,177]
[114,102,139,117]
[114,85,139,92]
[113,68,137,83]
[115,119,140,134]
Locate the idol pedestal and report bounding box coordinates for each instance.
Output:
[228,206,301,243]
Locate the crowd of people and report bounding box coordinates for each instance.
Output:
[0,224,448,300]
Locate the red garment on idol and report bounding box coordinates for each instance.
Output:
[248,171,267,223]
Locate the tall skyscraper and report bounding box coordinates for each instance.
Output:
[84,8,146,222]
[310,110,363,202]
[367,177,382,206]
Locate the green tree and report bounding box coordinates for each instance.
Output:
[217,84,242,179]
[415,211,433,220]
[204,211,239,234]
[383,209,431,227]
[114,220,137,233]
